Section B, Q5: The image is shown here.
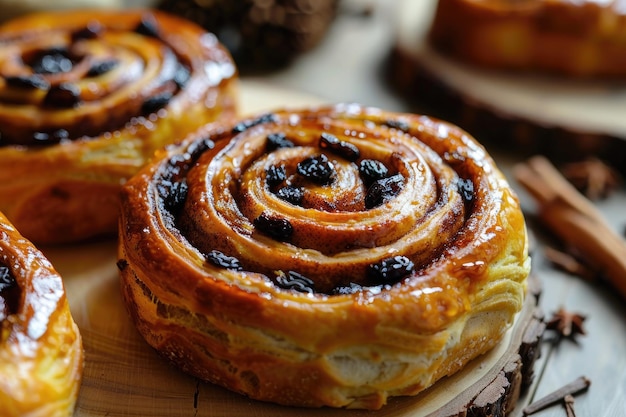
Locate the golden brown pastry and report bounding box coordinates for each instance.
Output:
[118,104,530,410]
[0,9,237,244]
[0,211,83,417]
[429,0,626,77]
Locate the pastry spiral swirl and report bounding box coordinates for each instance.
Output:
[0,9,237,244]
[118,104,529,409]
[0,211,83,417]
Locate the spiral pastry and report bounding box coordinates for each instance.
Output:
[118,104,530,410]
[0,211,83,417]
[0,9,237,244]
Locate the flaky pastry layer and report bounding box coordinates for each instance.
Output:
[0,211,83,417]
[0,9,237,244]
[118,104,529,409]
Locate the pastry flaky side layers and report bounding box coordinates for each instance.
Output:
[118,104,530,410]
[0,9,238,244]
[0,211,83,417]
[429,0,626,77]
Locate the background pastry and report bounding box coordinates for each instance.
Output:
[158,0,339,70]
[0,211,83,417]
[0,9,237,244]
[429,0,626,77]
[117,104,530,410]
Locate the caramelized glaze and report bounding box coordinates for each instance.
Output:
[118,104,529,409]
[0,212,83,417]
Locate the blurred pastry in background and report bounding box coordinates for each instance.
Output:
[0,0,122,22]
[158,0,339,71]
[429,0,626,78]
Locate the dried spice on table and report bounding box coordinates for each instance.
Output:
[543,246,597,282]
[564,394,577,417]
[522,376,590,416]
[559,157,622,201]
[545,307,587,340]
[513,156,626,302]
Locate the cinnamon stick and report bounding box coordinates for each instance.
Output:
[514,156,626,301]
[522,375,590,415]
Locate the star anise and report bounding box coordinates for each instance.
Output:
[545,307,587,339]
[560,157,622,200]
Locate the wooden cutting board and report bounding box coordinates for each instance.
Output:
[41,80,543,417]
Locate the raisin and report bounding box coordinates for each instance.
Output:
[173,63,190,89]
[4,75,49,90]
[87,59,119,77]
[184,137,215,159]
[369,256,415,282]
[31,49,74,74]
[71,21,104,41]
[52,129,69,142]
[135,14,160,38]
[141,92,172,115]
[232,113,277,134]
[319,132,360,162]
[266,132,294,151]
[364,174,404,209]
[43,83,81,108]
[384,119,410,132]
[359,159,389,187]
[32,132,50,142]
[457,177,474,204]
[205,250,243,271]
[161,179,188,213]
[275,271,314,294]
[0,265,19,316]
[116,259,129,271]
[30,129,70,145]
[0,266,15,292]
[265,165,286,187]
[275,186,304,206]
[167,153,192,176]
[297,154,335,185]
[253,213,293,241]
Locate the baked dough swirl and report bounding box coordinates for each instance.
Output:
[0,9,237,244]
[0,211,83,417]
[118,104,529,410]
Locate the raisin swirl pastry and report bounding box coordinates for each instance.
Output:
[429,0,626,77]
[0,211,83,417]
[0,9,237,244]
[118,104,530,410]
